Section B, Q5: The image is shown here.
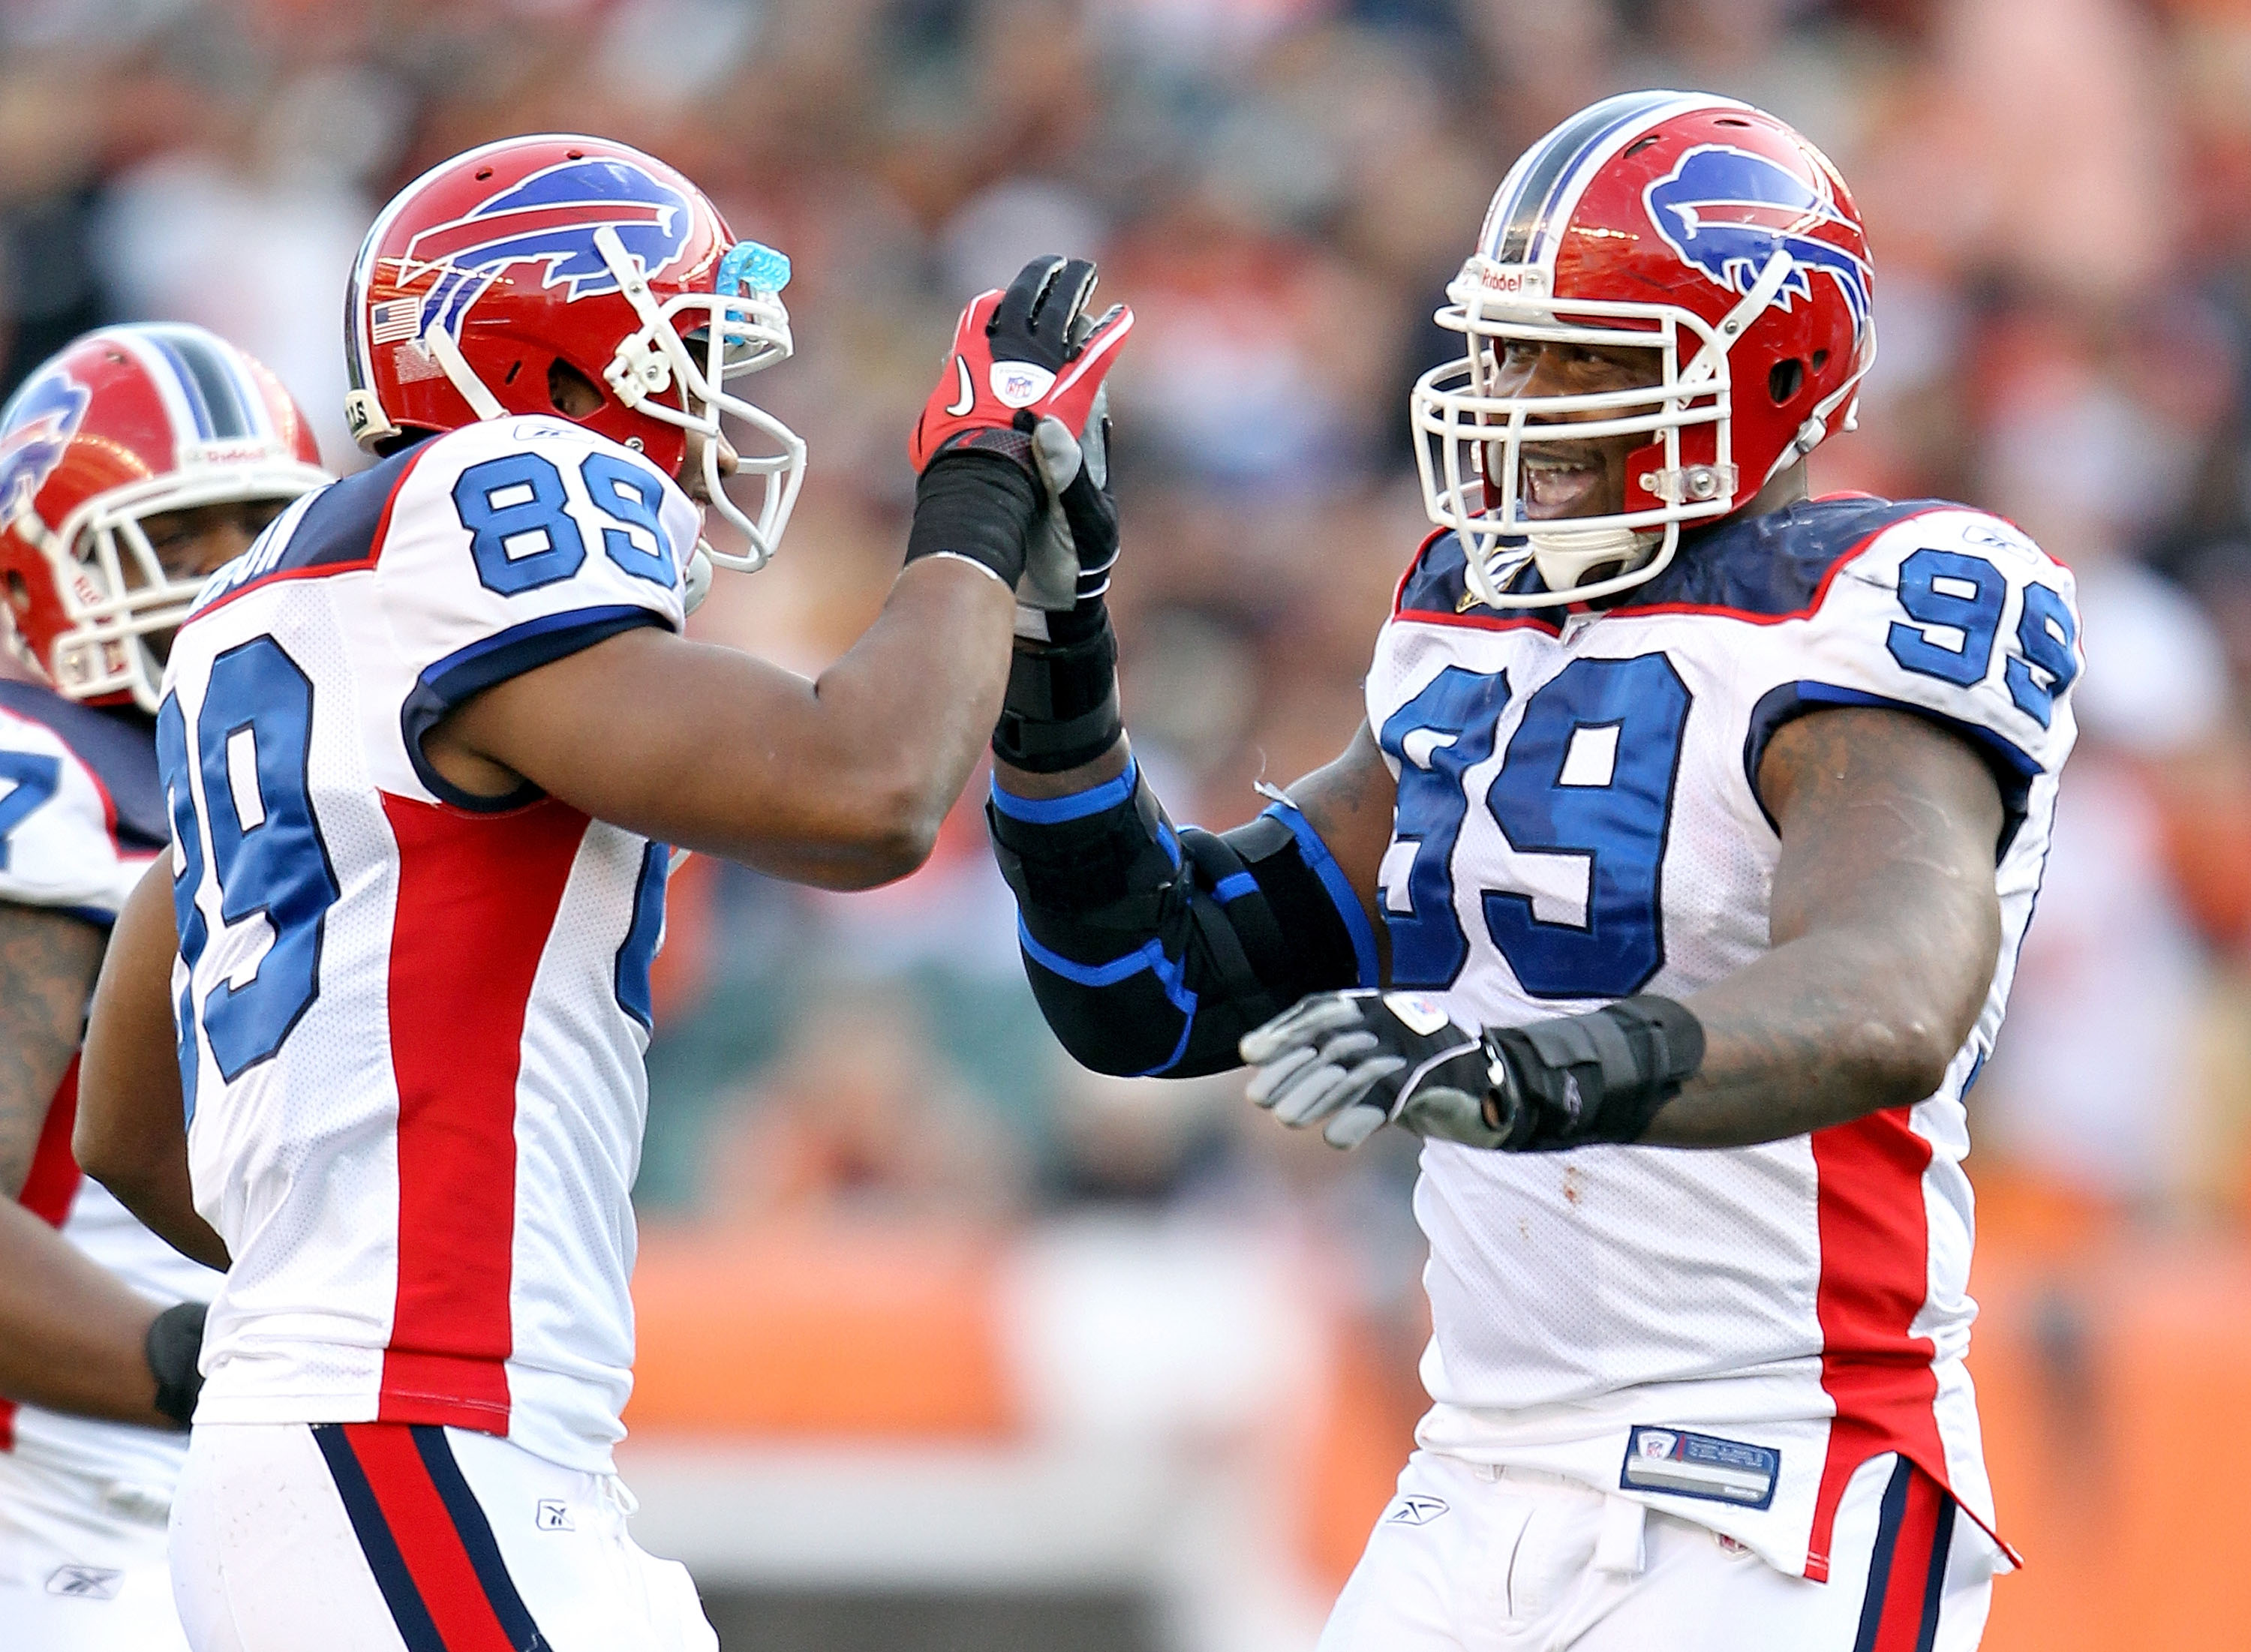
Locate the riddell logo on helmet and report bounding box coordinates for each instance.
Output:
[394,158,696,343]
[1642,145,1872,344]
[1471,264,1546,297]
[0,368,91,520]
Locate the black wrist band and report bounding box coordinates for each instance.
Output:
[906,448,1040,590]
[1486,994,1705,1150]
[145,1300,207,1428]
[993,604,1123,773]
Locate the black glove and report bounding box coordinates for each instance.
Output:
[146,1300,206,1428]
[1240,990,1703,1152]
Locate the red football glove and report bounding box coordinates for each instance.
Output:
[909,255,1134,473]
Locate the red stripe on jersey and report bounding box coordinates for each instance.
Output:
[340,1423,521,1652]
[1394,608,1564,636]
[1806,1109,1948,1582]
[378,794,588,1433]
[2,1059,84,1451]
[18,1056,83,1227]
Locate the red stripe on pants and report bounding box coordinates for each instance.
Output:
[1871,1467,1949,1652]
[342,1423,518,1652]
[378,794,587,1431]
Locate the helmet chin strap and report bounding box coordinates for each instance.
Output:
[424,323,507,422]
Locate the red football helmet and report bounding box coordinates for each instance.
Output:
[0,324,327,712]
[1412,92,1877,607]
[344,134,804,572]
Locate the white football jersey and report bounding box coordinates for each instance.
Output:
[1366,496,2079,1582]
[161,416,693,1473]
[0,680,218,1503]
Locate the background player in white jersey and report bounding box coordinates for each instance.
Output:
[74,133,1129,1652]
[977,93,2079,1650]
[0,322,329,1649]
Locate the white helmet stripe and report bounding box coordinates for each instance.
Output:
[102,329,204,458]
[1526,92,1754,268]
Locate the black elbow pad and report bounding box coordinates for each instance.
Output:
[988,761,1376,1077]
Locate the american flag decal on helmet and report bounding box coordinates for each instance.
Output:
[369,301,420,345]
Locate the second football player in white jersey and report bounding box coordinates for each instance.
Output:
[77,134,1130,1652]
[0,321,329,1649]
[978,94,2078,1651]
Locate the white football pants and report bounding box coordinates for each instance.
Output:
[1318,1449,1997,1652]
[0,1446,191,1651]
[170,1422,718,1652]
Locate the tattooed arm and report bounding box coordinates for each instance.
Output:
[0,898,185,1427]
[1644,706,2004,1147]
[0,902,104,1197]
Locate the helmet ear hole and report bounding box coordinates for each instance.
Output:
[5,572,28,613]
[547,359,606,419]
[1768,358,1805,406]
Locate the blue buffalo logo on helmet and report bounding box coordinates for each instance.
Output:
[0,368,92,523]
[396,158,696,341]
[1642,146,1872,342]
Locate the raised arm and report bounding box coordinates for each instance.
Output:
[433,256,1138,891]
[434,557,1017,889]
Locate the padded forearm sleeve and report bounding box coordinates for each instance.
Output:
[988,760,1379,1077]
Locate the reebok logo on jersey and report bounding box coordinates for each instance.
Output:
[47,1564,125,1599]
[536,1498,575,1531]
[1385,1494,1450,1526]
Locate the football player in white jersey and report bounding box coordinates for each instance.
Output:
[72,134,1130,1652]
[980,93,2078,1650]
[0,321,329,1649]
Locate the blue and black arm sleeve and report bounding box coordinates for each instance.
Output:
[987,759,1381,1077]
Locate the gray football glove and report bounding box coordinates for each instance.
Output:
[1240,990,1507,1149]
[1240,989,1706,1152]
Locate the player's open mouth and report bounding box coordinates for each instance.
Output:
[1522,454,1606,519]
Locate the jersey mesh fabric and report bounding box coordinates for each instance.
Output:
[162,418,692,1473]
[0,691,218,1501]
[1367,500,2075,1581]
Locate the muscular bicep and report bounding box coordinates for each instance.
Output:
[1760,705,2004,967]
[1277,721,1396,978]
[1651,706,2003,1146]
[0,902,105,1197]
[435,559,1014,888]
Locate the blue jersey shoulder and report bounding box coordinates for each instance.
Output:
[0,680,163,851]
[1393,496,1961,623]
[1618,495,1954,617]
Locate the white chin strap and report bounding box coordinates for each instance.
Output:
[1521,520,1657,597]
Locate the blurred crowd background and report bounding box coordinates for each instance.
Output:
[8,0,2251,1645]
